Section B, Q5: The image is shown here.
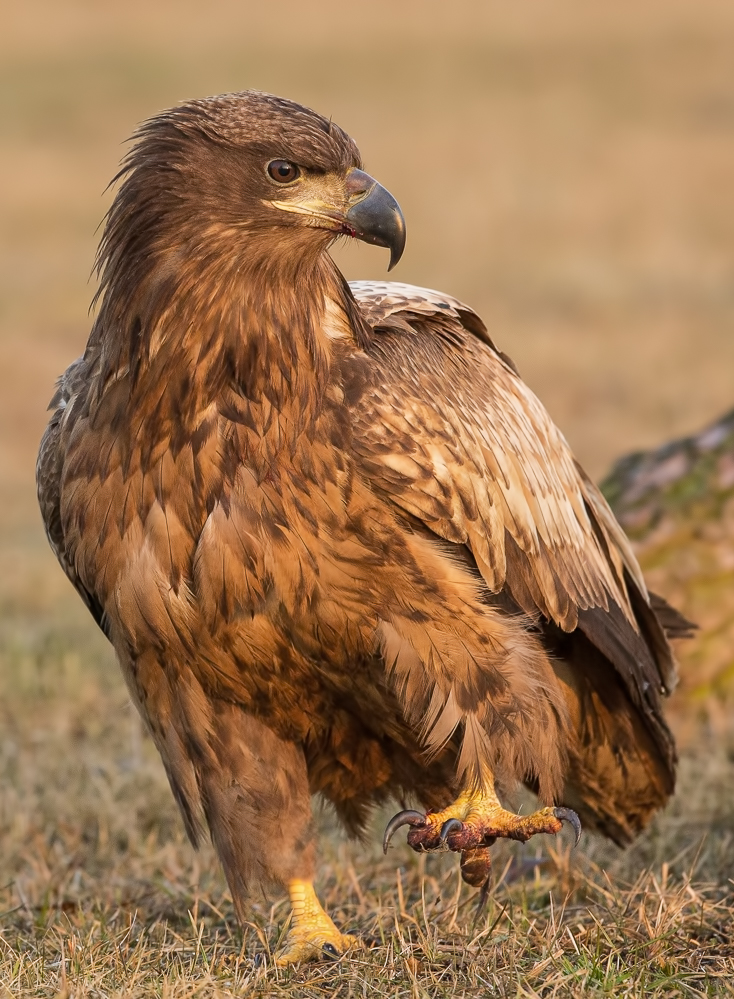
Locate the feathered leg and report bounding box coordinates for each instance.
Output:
[190,703,356,964]
[118,652,354,964]
[376,536,584,890]
[379,595,578,887]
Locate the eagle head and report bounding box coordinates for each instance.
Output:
[102,90,406,290]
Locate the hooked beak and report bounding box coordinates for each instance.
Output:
[268,167,406,271]
[343,169,406,271]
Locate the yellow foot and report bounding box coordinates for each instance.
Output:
[274,880,358,966]
[383,771,580,887]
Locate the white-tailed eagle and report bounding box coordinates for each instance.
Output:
[37,91,689,964]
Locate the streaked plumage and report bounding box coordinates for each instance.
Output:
[37,91,688,960]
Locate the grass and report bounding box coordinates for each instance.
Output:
[1,607,733,998]
[4,864,733,998]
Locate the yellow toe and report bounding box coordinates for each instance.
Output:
[274,879,358,966]
[275,926,357,966]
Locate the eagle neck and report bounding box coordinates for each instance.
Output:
[90,242,355,443]
[229,250,341,408]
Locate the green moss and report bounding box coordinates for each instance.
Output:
[604,408,734,703]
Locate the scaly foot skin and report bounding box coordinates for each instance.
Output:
[383,773,581,886]
[274,880,358,966]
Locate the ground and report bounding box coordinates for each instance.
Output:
[2,2,734,996]
[2,607,733,996]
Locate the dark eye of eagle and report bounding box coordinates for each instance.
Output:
[267,160,301,184]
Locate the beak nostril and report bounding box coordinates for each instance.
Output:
[345,168,376,199]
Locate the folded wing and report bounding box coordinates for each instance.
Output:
[349,281,678,774]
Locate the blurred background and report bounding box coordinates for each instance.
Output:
[2,0,734,965]
[3,0,734,617]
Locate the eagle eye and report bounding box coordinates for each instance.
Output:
[267,160,301,184]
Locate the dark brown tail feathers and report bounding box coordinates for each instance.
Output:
[547,627,675,845]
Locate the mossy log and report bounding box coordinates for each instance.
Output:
[602,408,734,709]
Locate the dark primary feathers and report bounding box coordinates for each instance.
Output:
[38,92,684,913]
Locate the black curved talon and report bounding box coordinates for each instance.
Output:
[439,817,464,843]
[382,809,426,853]
[553,806,582,847]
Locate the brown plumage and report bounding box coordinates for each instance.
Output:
[38,91,688,957]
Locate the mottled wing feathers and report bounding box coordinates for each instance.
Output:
[350,280,512,361]
[349,281,675,731]
[350,282,629,623]
[37,358,111,637]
